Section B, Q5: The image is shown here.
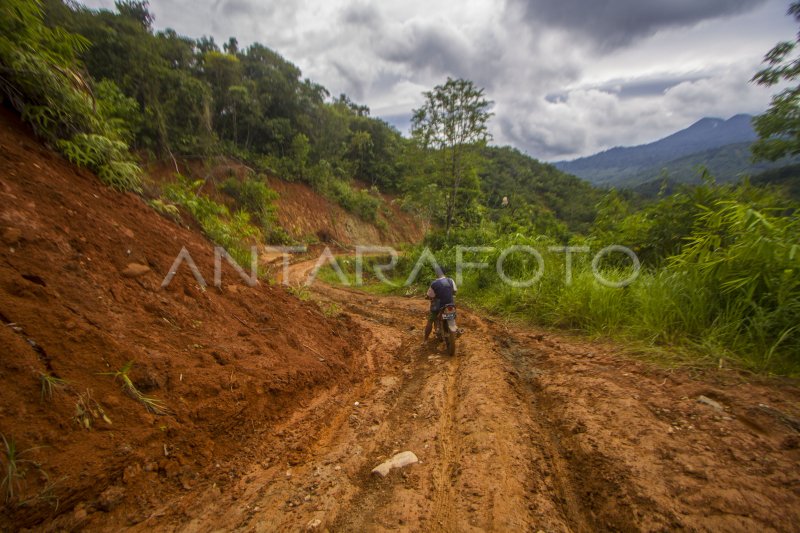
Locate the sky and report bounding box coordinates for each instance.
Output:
[80,0,797,161]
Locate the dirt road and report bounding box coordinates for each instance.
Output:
[132,257,800,532]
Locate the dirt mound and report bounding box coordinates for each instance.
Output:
[266,178,423,245]
[0,108,367,529]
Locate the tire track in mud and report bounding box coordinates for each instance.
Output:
[430,354,464,531]
[314,278,473,531]
[495,332,648,532]
[279,268,441,530]
[327,325,469,532]
[326,340,431,531]
[449,315,541,531]
[288,265,641,531]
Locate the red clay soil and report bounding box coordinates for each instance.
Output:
[0,108,365,529]
[265,178,424,246]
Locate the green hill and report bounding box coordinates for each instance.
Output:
[481,146,600,234]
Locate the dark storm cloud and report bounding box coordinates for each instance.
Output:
[368,19,509,93]
[383,112,413,134]
[340,2,381,26]
[510,0,768,49]
[331,60,367,100]
[496,113,587,160]
[605,74,709,99]
[376,22,472,77]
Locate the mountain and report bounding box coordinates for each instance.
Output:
[554,114,797,188]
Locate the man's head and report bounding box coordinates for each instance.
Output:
[435,266,447,278]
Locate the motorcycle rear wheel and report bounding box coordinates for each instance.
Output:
[446,329,456,357]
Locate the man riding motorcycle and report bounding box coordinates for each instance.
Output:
[424,266,457,342]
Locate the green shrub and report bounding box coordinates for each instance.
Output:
[164,175,261,267]
[321,178,380,222]
[147,199,180,221]
[57,133,142,191]
[218,175,291,244]
[95,79,141,144]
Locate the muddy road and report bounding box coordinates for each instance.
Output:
[132,257,800,532]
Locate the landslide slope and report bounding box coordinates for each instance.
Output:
[147,159,424,247]
[0,108,369,529]
[268,177,422,246]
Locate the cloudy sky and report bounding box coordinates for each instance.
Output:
[82,0,796,160]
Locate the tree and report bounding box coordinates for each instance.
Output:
[115,0,154,31]
[223,37,238,55]
[347,130,373,182]
[289,133,310,180]
[411,77,493,236]
[751,2,800,161]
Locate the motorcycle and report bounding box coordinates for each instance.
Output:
[434,303,458,357]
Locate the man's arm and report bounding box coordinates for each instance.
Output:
[426,285,435,298]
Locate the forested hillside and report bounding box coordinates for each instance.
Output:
[479,146,600,236]
[20,0,590,244]
[38,0,406,230]
[752,163,800,200]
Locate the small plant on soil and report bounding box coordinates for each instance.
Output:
[73,389,112,430]
[39,374,67,401]
[18,474,65,511]
[320,302,341,318]
[288,285,311,301]
[147,198,181,222]
[99,361,169,415]
[0,434,41,504]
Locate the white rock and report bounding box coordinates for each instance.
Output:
[697,395,724,411]
[306,518,322,530]
[371,451,419,478]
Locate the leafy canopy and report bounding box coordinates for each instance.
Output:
[752,2,800,161]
